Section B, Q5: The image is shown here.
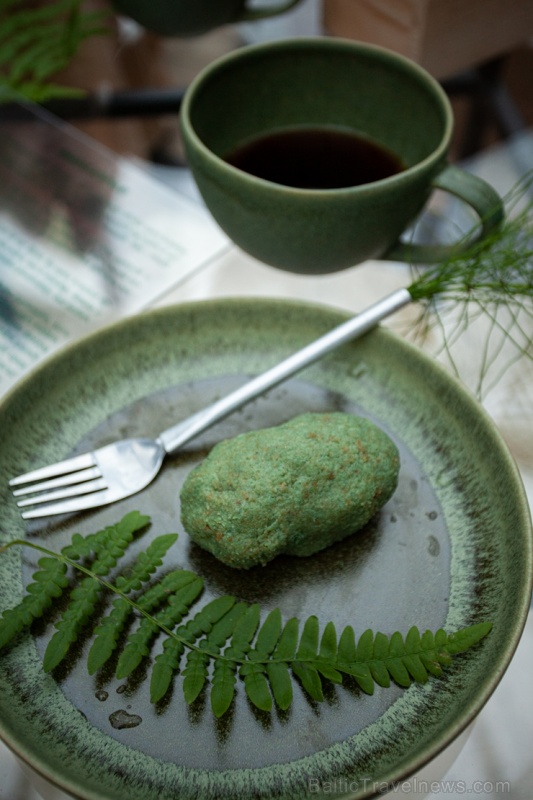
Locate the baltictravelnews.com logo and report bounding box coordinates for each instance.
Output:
[307,777,511,795]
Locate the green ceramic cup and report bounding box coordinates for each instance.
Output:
[111,0,303,37]
[181,37,505,274]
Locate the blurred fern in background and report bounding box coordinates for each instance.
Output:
[0,0,110,103]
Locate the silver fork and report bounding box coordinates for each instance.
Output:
[9,289,411,519]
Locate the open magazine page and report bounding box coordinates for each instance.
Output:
[0,104,229,396]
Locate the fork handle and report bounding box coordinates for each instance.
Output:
[157,288,412,455]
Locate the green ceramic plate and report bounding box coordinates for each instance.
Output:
[0,298,531,800]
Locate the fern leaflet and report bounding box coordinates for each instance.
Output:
[42,512,149,672]
[86,533,179,675]
[115,575,203,680]
[0,557,68,649]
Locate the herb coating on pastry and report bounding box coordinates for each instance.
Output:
[180,412,400,569]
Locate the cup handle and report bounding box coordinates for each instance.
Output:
[240,0,302,22]
[386,164,505,264]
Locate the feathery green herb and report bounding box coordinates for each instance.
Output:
[406,174,533,396]
[0,513,492,717]
[0,0,111,103]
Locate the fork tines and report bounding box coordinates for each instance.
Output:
[9,453,106,515]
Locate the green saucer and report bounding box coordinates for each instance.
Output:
[0,298,531,799]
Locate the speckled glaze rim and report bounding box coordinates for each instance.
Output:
[0,297,531,800]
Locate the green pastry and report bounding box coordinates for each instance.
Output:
[180,412,400,569]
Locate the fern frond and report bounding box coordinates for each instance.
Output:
[116,534,178,593]
[233,609,274,712]
[115,575,203,680]
[43,513,148,672]
[0,514,493,720]
[277,622,492,702]
[208,602,248,716]
[150,595,238,704]
[149,637,184,704]
[0,512,147,656]
[180,596,237,704]
[235,608,287,712]
[0,81,85,103]
[62,511,149,562]
[445,622,494,654]
[91,576,191,677]
[259,616,299,710]
[86,534,179,675]
[0,557,69,648]
[143,571,218,701]
[290,615,325,701]
[0,0,111,103]
[43,576,101,672]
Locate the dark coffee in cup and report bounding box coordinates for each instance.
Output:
[181,38,504,274]
[225,126,406,190]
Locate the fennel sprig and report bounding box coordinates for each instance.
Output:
[407,173,533,397]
